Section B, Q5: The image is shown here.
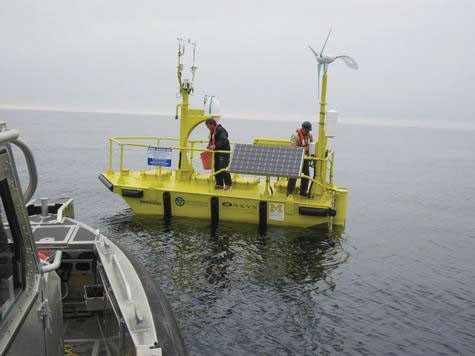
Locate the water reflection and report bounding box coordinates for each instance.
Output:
[103,212,349,354]
[105,213,348,287]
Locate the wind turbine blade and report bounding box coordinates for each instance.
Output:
[320,27,333,55]
[337,55,359,70]
[308,46,319,60]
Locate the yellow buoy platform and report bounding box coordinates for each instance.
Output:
[99,38,353,229]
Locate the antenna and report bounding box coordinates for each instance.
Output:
[177,37,185,76]
[188,39,198,83]
[188,39,197,66]
[176,38,198,93]
[177,37,185,58]
[308,28,358,100]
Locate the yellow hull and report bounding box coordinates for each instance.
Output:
[100,170,348,229]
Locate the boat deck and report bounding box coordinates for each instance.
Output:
[31,215,111,356]
[31,216,99,247]
[64,316,109,356]
[27,197,163,356]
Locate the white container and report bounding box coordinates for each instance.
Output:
[203,95,221,117]
[309,142,317,155]
[326,110,338,138]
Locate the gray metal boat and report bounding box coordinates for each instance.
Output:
[0,122,187,356]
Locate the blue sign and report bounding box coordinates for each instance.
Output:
[147,147,172,167]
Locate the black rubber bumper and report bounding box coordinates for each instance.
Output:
[121,189,144,198]
[98,174,113,191]
[299,206,336,217]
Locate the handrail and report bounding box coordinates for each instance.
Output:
[300,174,325,188]
[304,149,334,162]
[329,151,335,184]
[107,136,334,190]
[109,137,235,170]
[209,167,229,178]
[189,139,237,145]
[304,156,326,162]
[112,254,133,302]
[0,126,39,203]
[112,136,179,141]
[111,137,235,145]
[12,138,38,203]
[0,128,19,144]
[111,139,231,154]
[41,250,63,273]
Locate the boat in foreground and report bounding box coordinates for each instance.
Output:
[0,122,186,355]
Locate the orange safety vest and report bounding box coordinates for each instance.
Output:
[209,124,221,148]
[296,128,311,151]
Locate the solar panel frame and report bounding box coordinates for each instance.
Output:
[229,144,305,177]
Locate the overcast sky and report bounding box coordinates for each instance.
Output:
[1,0,474,128]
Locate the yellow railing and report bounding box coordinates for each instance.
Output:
[108,136,335,185]
[108,136,231,175]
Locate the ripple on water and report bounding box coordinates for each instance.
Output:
[100,211,351,355]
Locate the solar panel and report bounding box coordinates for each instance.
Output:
[229,144,304,177]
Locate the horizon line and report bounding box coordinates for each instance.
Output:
[0,105,474,132]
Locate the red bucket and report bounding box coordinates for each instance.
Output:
[200,151,212,170]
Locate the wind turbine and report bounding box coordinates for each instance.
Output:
[308,28,358,100]
[308,29,359,196]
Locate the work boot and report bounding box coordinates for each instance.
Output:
[215,185,224,189]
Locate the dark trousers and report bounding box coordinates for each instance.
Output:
[287,160,310,195]
[214,153,232,187]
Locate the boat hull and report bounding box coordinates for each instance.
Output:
[100,171,348,228]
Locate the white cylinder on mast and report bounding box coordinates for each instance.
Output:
[326,110,338,138]
[204,95,221,117]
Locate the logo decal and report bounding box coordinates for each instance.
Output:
[269,203,285,221]
[221,201,257,210]
[175,197,185,207]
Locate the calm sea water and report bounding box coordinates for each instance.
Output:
[2,109,475,355]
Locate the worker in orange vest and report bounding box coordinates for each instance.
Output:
[287,121,313,196]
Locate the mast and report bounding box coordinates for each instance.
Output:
[314,65,328,195]
[175,39,206,180]
[308,31,358,196]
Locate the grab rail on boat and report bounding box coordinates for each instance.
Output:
[112,254,133,302]
[0,124,39,203]
[12,138,39,203]
[41,250,63,273]
[0,127,20,143]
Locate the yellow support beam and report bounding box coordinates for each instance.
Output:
[312,70,329,196]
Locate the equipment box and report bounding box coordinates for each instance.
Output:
[84,284,105,311]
